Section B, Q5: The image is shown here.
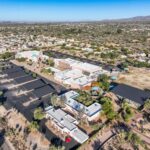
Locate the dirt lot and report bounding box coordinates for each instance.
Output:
[117,67,150,90]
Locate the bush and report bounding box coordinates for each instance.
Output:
[34,107,44,120]
[126,132,143,147]
[127,59,150,68]
[41,68,52,74]
[25,69,30,74]
[122,101,133,122]
[0,52,14,60]
[32,73,37,78]
[101,52,119,59]
[97,74,110,91]
[28,121,39,132]
[100,97,117,120]
[46,59,54,66]
[16,57,26,62]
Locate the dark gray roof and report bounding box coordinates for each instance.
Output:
[7,70,27,79]
[4,67,23,74]
[14,93,38,103]
[111,84,150,105]
[33,85,54,98]
[14,75,35,84]
[14,94,31,103]
[23,79,46,91]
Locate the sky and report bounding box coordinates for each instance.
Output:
[0,0,150,22]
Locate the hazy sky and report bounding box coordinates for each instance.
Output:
[0,0,150,22]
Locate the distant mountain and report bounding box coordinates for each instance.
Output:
[0,15,150,24]
[102,15,150,22]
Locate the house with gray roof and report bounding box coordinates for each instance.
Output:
[45,106,89,144]
[59,90,102,121]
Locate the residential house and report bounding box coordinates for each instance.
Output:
[59,90,102,121]
[15,50,49,62]
[45,106,89,144]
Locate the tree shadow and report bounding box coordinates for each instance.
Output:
[91,139,101,150]
[51,137,63,147]
[0,129,5,147]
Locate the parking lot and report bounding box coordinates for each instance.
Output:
[0,62,79,150]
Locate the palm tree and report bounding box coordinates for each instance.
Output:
[77,107,85,123]
[59,95,66,108]
[50,93,58,107]
[143,99,150,112]
[121,101,133,122]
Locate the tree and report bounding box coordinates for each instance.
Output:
[32,73,37,78]
[16,57,26,62]
[100,97,117,121]
[97,74,110,91]
[97,74,109,82]
[33,107,44,120]
[0,117,7,128]
[121,47,129,55]
[28,121,39,132]
[121,101,133,122]
[78,107,85,122]
[50,94,59,107]
[59,95,66,107]
[126,132,143,147]
[41,68,52,74]
[0,52,14,60]
[101,81,110,91]
[0,91,6,105]
[119,62,128,69]
[117,28,122,34]
[46,59,54,66]
[143,99,150,112]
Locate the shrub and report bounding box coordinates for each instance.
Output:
[34,107,44,120]
[32,73,37,78]
[16,57,26,62]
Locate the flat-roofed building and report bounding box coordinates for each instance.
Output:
[54,58,102,77]
[54,58,104,89]
[54,69,91,89]
[45,106,89,144]
[15,50,49,62]
[59,90,102,121]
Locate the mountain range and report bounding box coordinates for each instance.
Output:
[0,15,150,24]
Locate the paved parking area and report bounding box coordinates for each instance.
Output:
[0,62,79,150]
